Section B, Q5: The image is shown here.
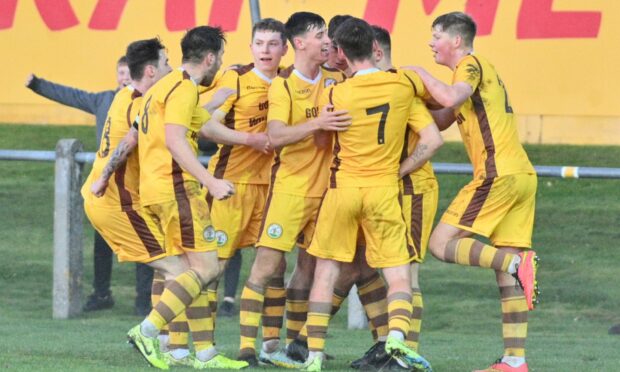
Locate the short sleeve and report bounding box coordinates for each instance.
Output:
[213,70,239,115]
[267,77,292,125]
[164,81,198,129]
[453,55,481,91]
[407,97,434,133]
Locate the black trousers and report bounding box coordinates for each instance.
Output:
[93,230,153,305]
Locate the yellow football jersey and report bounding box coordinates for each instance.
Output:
[267,65,346,197]
[81,85,142,209]
[401,97,437,195]
[453,54,534,179]
[138,68,210,206]
[321,68,425,188]
[207,64,274,185]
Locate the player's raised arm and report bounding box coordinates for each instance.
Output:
[402,65,472,109]
[91,127,139,197]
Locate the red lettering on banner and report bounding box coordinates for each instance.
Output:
[166,0,195,31]
[465,0,498,36]
[363,0,400,33]
[517,0,601,39]
[34,0,79,30]
[208,0,242,32]
[422,0,439,15]
[89,0,128,30]
[0,0,17,29]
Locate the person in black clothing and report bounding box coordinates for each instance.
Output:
[26,56,154,315]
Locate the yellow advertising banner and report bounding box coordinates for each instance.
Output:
[1,0,617,144]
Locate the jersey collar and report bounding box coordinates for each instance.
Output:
[251,67,273,84]
[293,68,323,85]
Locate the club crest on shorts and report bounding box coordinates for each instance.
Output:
[215,230,228,246]
[324,78,337,87]
[267,223,283,239]
[203,225,216,242]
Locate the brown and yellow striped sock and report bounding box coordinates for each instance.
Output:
[445,238,516,271]
[387,292,412,336]
[297,287,348,343]
[358,273,389,341]
[262,277,286,344]
[405,288,423,350]
[306,302,332,353]
[151,271,169,338]
[207,286,218,328]
[146,270,202,331]
[168,312,189,350]
[500,285,528,357]
[286,288,309,345]
[187,290,214,352]
[239,282,265,357]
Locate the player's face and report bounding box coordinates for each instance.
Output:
[429,26,453,66]
[202,44,225,86]
[251,31,287,73]
[153,49,172,81]
[299,25,329,64]
[327,40,348,72]
[116,63,131,88]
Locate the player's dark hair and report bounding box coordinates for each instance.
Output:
[284,12,325,47]
[117,56,128,66]
[328,15,354,41]
[334,18,375,63]
[372,25,391,57]
[252,18,287,44]
[432,11,476,48]
[125,38,165,80]
[181,26,226,64]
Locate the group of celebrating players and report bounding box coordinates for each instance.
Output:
[81,9,539,372]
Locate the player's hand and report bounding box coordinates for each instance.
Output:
[90,178,109,197]
[205,88,236,113]
[206,178,235,200]
[25,73,35,87]
[400,65,426,75]
[315,105,351,132]
[246,132,273,154]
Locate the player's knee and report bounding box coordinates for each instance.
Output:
[428,233,446,260]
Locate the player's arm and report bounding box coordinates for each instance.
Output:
[91,127,138,197]
[200,110,271,153]
[25,73,102,114]
[429,107,457,131]
[401,66,473,109]
[267,105,350,149]
[266,78,351,148]
[399,123,443,177]
[399,99,443,177]
[166,123,235,200]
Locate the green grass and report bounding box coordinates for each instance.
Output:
[1,124,620,371]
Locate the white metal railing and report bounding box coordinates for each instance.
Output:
[3,139,620,319]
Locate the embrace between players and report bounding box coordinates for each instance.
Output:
[81,10,539,372]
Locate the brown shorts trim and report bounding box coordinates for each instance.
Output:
[459,177,494,227]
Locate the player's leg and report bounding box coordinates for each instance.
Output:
[239,246,285,362]
[475,174,537,372]
[286,248,316,346]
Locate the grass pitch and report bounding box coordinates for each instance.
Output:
[1,124,619,371]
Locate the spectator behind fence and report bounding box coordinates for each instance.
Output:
[25,57,154,316]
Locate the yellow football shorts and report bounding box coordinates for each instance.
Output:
[401,182,438,263]
[308,186,413,268]
[144,191,217,254]
[256,192,322,252]
[208,183,268,259]
[84,202,166,263]
[441,173,537,248]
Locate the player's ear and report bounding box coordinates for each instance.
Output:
[281,42,289,56]
[293,36,304,50]
[453,34,462,49]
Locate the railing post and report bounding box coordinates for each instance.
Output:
[53,139,84,319]
[347,285,368,329]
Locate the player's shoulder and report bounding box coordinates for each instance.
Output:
[321,65,347,82]
[277,64,295,79]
